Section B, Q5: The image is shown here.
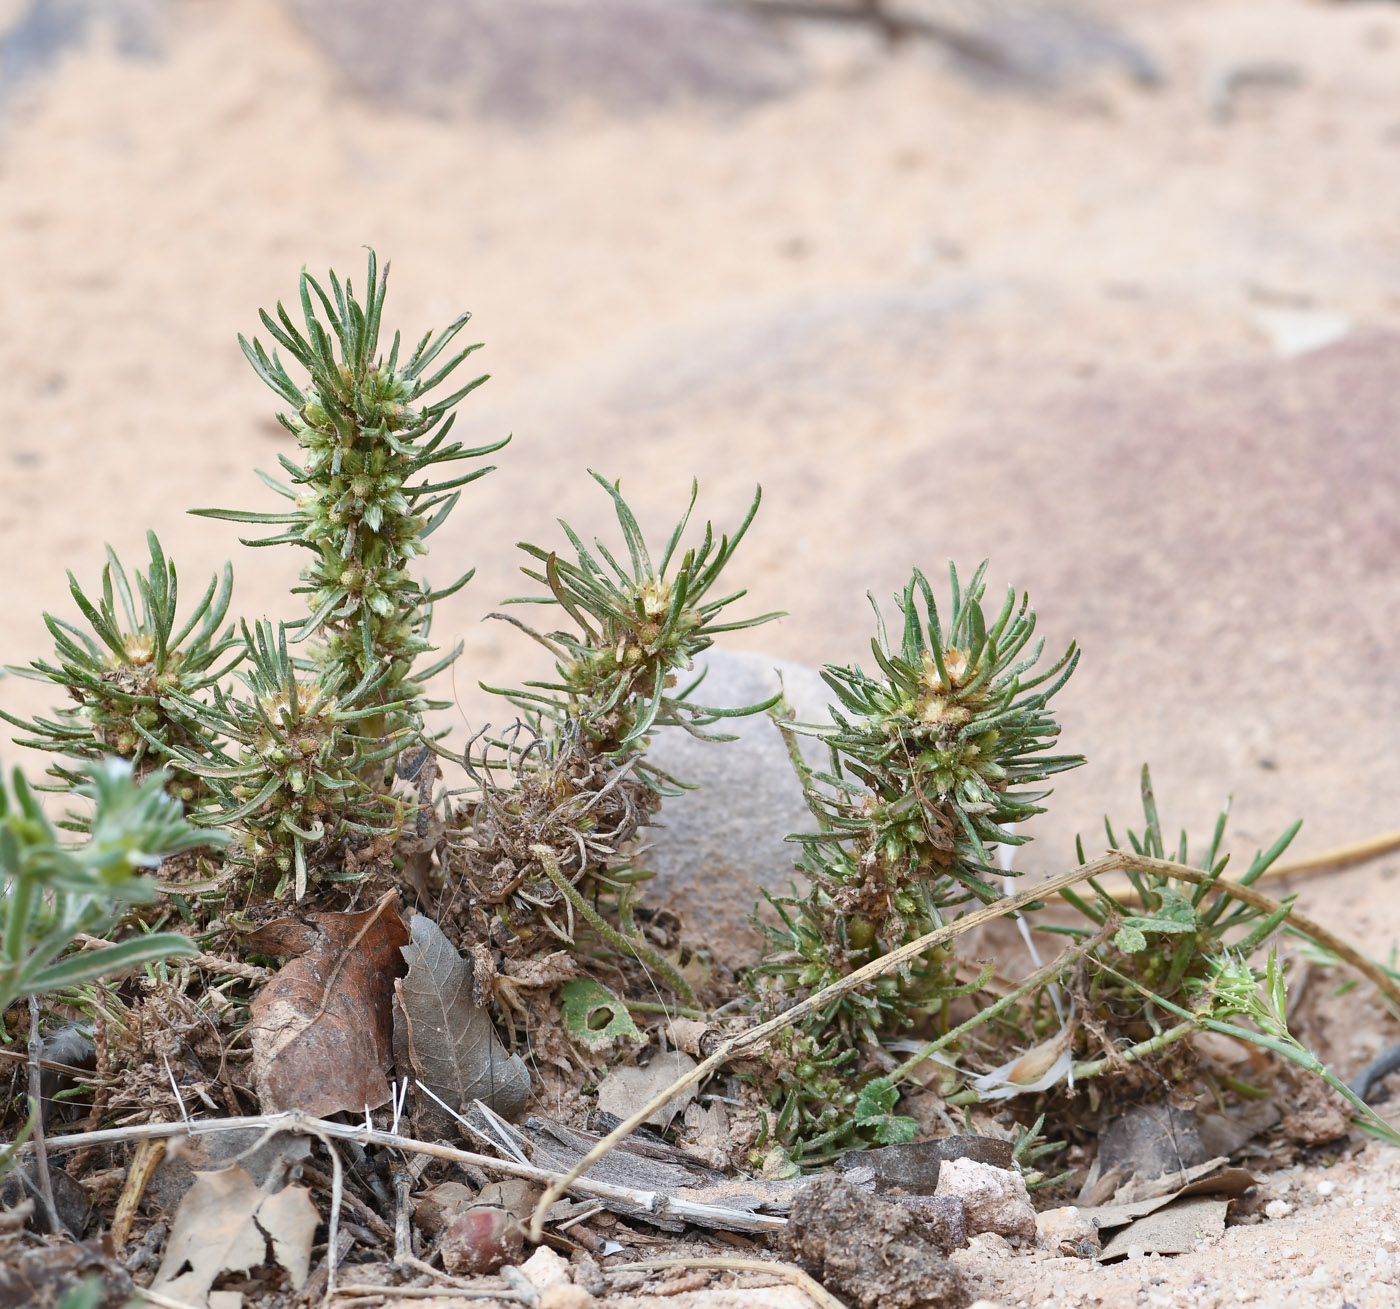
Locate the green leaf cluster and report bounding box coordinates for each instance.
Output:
[1062,765,1301,1008]
[750,563,1081,1156]
[6,255,502,897]
[2,532,241,805]
[148,620,414,898]
[0,758,219,1015]
[204,251,506,704]
[494,473,780,767]
[809,561,1080,914]
[444,476,778,956]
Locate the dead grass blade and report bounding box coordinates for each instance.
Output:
[1108,828,1400,904]
[613,1256,848,1309]
[527,847,1400,1239]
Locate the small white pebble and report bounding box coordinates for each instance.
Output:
[1265,1200,1292,1220]
[1305,1263,1329,1285]
[1280,1248,1297,1259]
[1126,1244,1146,1261]
[1317,1179,1336,1196]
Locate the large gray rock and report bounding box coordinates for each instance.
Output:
[641,649,834,968]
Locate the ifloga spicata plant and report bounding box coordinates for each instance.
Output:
[739,568,1384,1169]
[5,255,506,899]
[2,533,241,810]
[746,564,1082,1158]
[7,250,1399,1191]
[439,474,779,1004]
[176,254,505,894]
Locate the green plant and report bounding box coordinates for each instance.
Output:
[202,250,504,707]
[2,532,241,807]
[149,620,413,898]
[749,562,1080,1158]
[0,758,218,1017]
[442,477,778,974]
[6,256,501,901]
[496,473,778,762]
[1055,765,1301,1023]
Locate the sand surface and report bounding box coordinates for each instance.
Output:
[2,1,1400,1304]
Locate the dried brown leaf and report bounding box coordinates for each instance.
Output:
[596,1051,698,1131]
[248,891,409,1116]
[394,914,530,1119]
[1096,1195,1230,1261]
[150,1164,318,1309]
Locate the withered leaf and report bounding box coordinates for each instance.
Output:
[248,890,409,1116]
[394,914,530,1120]
[150,1164,318,1309]
[596,1050,698,1132]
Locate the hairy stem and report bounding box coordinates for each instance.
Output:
[532,845,696,1006]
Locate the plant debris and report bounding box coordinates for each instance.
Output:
[777,1172,970,1309]
[393,913,530,1121]
[1096,1193,1230,1261]
[149,1163,318,1309]
[596,1050,699,1132]
[246,892,409,1116]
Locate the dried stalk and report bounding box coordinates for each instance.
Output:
[73,932,270,982]
[1264,828,1400,879]
[111,1138,166,1249]
[528,847,1400,1238]
[26,995,63,1235]
[531,844,695,1003]
[134,1288,206,1309]
[614,1257,847,1309]
[1101,828,1400,907]
[332,1289,526,1304]
[23,1112,784,1234]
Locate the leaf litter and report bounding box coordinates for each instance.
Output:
[246,890,409,1117]
[392,913,530,1122]
[150,1162,317,1309]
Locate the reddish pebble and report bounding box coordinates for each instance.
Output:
[440,1205,524,1275]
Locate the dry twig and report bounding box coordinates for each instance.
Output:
[615,1257,847,1309]
[111,1137,166,1250]
[26,994,63,1235]
[21,1112,785,1234]
[527,849,1400,1238]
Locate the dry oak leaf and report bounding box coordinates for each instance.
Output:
[247,890,409,1116]
[394,913,531,1119]
[150,1163,318,1309]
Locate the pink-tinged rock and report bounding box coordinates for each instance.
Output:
[439,1206,523,1275]
[934,1158,1036,1242]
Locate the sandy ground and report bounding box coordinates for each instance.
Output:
[2,0,1400,1304]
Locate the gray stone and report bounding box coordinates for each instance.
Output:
[284,0,800,119]
[641,648,834,968]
